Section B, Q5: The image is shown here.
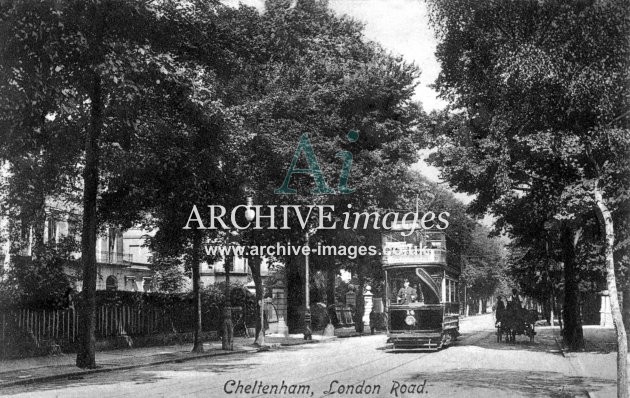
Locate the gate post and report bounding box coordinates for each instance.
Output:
[362,286,373,327]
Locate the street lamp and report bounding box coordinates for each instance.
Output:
[245,197,255,224]
[244,197,265,346]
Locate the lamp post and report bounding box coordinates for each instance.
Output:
[245,196,255,225]
[304,231,312,340]
[244,197,265,346]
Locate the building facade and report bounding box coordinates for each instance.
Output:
[1,212,269,293]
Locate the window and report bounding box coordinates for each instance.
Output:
[453,282,458,303]
[47,218,57,244]
[68,217,81,239]
[142,277,152,292]
[125,276,137,291]
[445,280,451,303]
[106,275,118,291]
[444,279,457,303]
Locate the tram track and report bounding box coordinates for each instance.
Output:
[247,338,401,398]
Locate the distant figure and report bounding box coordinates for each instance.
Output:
[63,288,75,311]
[397,279,417,304]
[508,289,521,311]
[369,309,378,335]
[495,295,506,325]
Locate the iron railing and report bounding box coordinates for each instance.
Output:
[96,250,133,264]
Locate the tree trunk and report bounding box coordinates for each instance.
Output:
[326,264,339,327]
[191,231,203,353]
[249,256,264,345]
[623,283,630,346]
[286,255,303,333]
[303,232,312,340]
[326,261,336,307]
[595,188,628,398]
[544,298,552,326]
[561,224,584,350]
[222,253,233,351]
[76,72,101,369]
[463,285,468,316]
[354,262,365,333]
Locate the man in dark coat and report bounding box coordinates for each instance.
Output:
[495,295,506,326]
[508,289,522,311]
[397,279,417,304]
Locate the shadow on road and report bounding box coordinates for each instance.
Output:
[453,327,566,355]
[402,369,613,397]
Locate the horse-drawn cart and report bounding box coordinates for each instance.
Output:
[496,307,538,343]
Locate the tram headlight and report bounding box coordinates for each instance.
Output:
[405,314,416,326]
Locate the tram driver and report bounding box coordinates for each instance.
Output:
[397,279,418,304]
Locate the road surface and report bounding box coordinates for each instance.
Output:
[0,315,614,397]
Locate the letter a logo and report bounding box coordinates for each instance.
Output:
[275,133,335,195]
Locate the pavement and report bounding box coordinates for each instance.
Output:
[457,314,621,397]
[0,327,362,389]
[552,325,620,398]
[0,341,254,389]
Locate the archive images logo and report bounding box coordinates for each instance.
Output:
[274,131,359,195]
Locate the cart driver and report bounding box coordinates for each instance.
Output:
[397,279,417,304]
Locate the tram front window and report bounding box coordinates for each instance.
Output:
[389,270,424,306]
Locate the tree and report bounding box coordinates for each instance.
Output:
[0,0,84,262]
[220,0,423,333]
[101,75,240,352]
[97,0,253,352]
[460,226,506,313]
[0,0,229,367]
[0,237,79,307]
[426,0,629,394]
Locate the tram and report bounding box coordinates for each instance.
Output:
[382,224,460,350]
